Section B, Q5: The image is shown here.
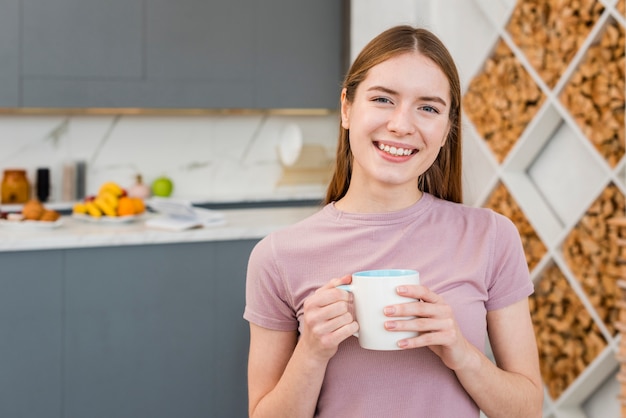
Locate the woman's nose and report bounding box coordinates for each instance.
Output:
[387,105,416,136]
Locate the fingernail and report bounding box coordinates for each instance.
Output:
[398,340,408,348]
[397,286,407,294]
[385,321,396,329]
[384,306,396,315]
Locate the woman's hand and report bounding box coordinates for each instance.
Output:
[300,274,359,361]
[383,284,473,370]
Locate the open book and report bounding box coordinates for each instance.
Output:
[145,198,226,231]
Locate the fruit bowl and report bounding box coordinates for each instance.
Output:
[71,213,146,224]
[72,181,147,222]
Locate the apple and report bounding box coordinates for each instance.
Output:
[151,176,174,197]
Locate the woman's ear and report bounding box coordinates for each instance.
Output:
[340,88,350,129]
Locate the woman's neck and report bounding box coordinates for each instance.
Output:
[334,185,423,213]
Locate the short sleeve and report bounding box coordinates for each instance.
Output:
[243,234,299,331]
[485,212,534,311]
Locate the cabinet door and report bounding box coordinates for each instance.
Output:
[63,240,257,418]
[17,0,343,109]
[0,250,63,418]
[21,0,143,107]
[144,0,256,108]
[213,239,258,415]
[0,0,20,106]
[255,0,344,108]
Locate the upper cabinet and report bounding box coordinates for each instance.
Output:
[4,0,346,110]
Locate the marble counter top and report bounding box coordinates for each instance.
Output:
[0,206,320,252]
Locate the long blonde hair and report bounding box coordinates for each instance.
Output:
[324,25,463,204]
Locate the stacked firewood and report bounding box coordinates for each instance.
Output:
[562,184,626,336]
[529,263,607,400]
[506,0,605,88]
[462,40,545,163]
[484,182,547,271]
[560,19,625,167]
[607,216,626,417]
[619,0,625,16]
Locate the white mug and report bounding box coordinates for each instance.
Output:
[338,269,420,350]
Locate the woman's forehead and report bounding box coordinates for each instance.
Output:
[360,52,450,99]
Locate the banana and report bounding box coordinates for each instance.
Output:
[94,197,117,217]
[85,201,103,218]
[98,190,119,210]
[98,181,124,197]
[72,202,88,214]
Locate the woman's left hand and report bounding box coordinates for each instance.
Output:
[383,284,473,371]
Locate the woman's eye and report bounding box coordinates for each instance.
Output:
[421,105,439,114]
[373,97,392,104]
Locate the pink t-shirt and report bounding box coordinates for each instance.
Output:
[244,193,533,417]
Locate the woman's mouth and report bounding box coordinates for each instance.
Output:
[374,141,417,157]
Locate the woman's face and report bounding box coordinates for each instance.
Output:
[341,51,451,194]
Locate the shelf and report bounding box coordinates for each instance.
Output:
[505,0,605,88]
[459,0,625,416]
[526,115,609,230]
[558,16,625,168]
[530,261,609,401]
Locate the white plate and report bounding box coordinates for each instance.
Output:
[72,213,145,224]
[0,218,63,230]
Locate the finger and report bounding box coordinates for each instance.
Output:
[316,274,352,293]
[385,316,454,334]
[312,310,355,336]
[396,284,440,302]
[385,298,453,320]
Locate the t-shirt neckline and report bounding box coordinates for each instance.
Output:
[325,192,434,225]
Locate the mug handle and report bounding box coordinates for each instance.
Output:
[337,284,359,338]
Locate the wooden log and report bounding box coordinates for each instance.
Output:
[462,40,545,163]
[530,262,607,400]
[506,0,604,87]
[563,184,626,336]
[483,182,546,270]
[559,19,625,168]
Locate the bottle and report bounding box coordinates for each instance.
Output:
[127,174,151,199]
[36,168,50,202]
[1,169,30,204]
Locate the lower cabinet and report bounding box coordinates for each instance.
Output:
[0,249,64,417]
[0,239,258,418]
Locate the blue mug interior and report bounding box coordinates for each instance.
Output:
[353,269,417,278]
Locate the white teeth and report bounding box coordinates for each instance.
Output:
[378,143,413,156]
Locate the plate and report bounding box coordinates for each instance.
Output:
[0,218,63,230]
[72,213,146,224]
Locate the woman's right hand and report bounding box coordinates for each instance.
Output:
[299,274,359,361]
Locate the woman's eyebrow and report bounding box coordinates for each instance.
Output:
[419,96,448,106]
[366,86,447,107]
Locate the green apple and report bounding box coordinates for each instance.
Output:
[151,176,174,197]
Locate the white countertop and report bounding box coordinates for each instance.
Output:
[0,206,320,252]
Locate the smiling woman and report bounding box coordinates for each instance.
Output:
[244,25,543,418]
[337,51,452,208]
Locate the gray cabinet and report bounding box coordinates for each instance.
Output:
[0,250,64,418]
[12,0,344,109]
[0,0,20,105]
[0,239,257,418]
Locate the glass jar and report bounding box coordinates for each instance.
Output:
[1,169,30,204]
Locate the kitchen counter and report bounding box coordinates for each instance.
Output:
[0,205,320,252]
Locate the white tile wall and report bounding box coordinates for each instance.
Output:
[0,112,339,204]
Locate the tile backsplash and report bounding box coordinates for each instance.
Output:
[0,112,339,205]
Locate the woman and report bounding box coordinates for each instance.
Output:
[244,25,543,417]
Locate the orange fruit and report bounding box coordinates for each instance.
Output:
[117,197,136,216]
[131,197,145,214]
